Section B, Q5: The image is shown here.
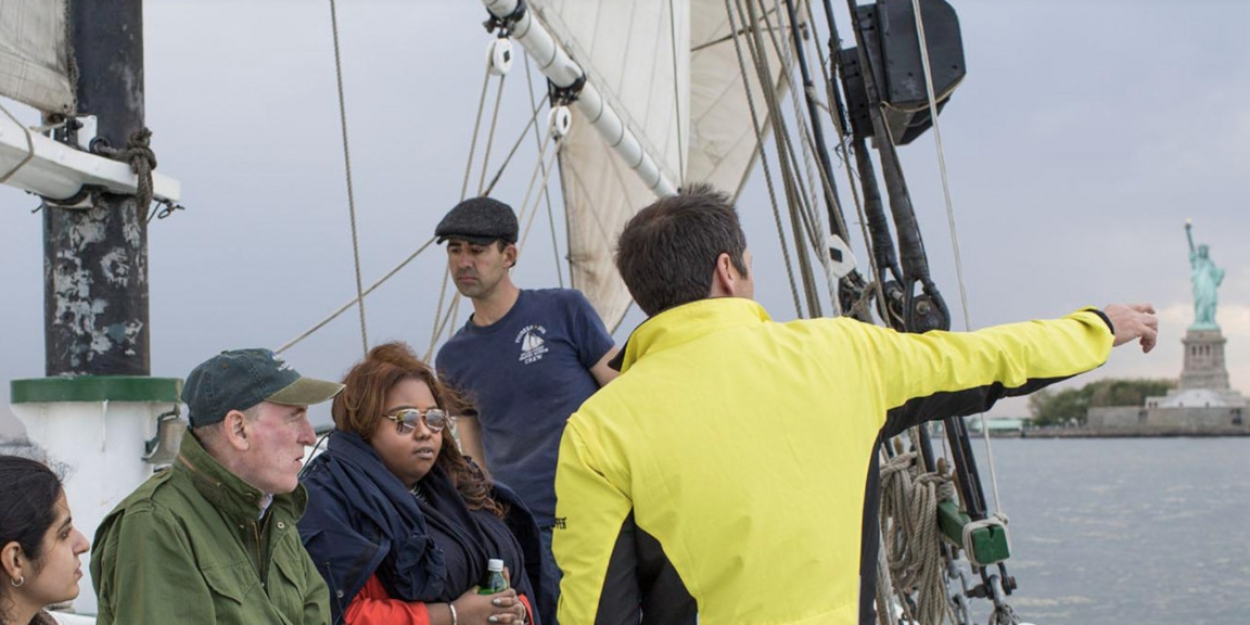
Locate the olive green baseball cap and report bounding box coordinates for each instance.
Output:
[182,348,344,427]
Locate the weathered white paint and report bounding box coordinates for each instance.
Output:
[99,248,130,287]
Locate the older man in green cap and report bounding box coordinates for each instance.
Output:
[91,349,343,625]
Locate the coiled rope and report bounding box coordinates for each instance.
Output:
[880,448,957,625]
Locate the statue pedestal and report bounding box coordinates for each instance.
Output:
[1179,329,1230,390]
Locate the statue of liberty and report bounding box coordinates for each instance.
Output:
[1186,220,1224,330]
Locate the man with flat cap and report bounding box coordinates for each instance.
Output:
[92,349,343,625]
[434,196,618,623]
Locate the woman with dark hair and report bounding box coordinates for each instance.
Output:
[0,456,90,625]
[300,342,543,625]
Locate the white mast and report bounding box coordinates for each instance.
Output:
[481,0,678,197]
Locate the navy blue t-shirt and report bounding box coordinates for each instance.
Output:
[435,288,614,525]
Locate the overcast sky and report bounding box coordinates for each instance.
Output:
[2,0,1248,434]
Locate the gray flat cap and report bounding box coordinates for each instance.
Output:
[435,197,519,245]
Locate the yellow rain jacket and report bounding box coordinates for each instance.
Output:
[553,298,1113,625]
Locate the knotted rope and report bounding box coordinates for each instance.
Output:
[98,127,157,210]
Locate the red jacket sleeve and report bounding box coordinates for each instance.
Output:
[344,575,431,625]
[344,573,537,625]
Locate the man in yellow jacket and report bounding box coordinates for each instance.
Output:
[551,185,1158,625]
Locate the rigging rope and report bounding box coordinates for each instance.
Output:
[516,131,561,250]
[424,290,462,364]
[767,0,842,312]
[771,0,854,250]
[327,0,369,356]
[430,66,509,360]
[761,4,824,243]
[481,96,545,198]
[723,0,805,319]
[874,526,902,625]
[477,74,510,195]
[461,72,494,200]
[804,0,894,324]
[738,0,823,318]
[523,55,565,289]
[276,237,437,355]
[909,0,1005,518]
[743,0,822,316]
[515,143,560,250]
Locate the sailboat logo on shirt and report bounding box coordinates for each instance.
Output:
[516,325,549,364]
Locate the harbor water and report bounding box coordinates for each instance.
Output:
[970,437,1250,624]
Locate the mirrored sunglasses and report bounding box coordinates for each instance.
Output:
[385,408,450,435]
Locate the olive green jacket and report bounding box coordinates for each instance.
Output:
[91,434,330,625]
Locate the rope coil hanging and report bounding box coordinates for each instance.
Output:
[880,448,957,625]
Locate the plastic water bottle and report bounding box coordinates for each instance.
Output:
[478,558,507,595]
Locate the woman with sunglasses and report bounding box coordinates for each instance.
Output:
[0,456,91,625]
[300,342,542,625]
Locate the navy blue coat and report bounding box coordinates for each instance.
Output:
[299,431,546,625]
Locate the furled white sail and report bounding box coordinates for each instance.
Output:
[530,0,792,330]
[0,0,74,114]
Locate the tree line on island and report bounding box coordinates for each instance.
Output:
[1027,378,1176,427]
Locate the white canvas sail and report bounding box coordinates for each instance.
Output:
[687,0,791,198]
[532,0,688,330]
[531,0,793,330]
[0,0,75,114]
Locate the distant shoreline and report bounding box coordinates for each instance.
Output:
[978,426,1250,439]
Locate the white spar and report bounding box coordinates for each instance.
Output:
[481,0,678,197]
[0,111,180,203]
